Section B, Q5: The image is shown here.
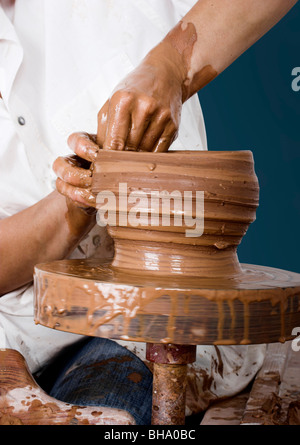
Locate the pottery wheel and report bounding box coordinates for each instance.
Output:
[33,149,300,425]
[34,259,300,345]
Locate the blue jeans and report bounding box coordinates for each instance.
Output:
[38,337,153,425]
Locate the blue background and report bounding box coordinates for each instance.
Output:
[198,3,300,273]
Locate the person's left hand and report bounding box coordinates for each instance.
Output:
[52,132,99,211]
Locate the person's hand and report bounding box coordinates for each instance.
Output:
[53,132,99,212]
[97,51,184,153]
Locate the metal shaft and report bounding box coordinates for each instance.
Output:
[146,343,196,425]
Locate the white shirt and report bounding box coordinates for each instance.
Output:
[0,0,206,370]
[0,0,265,414]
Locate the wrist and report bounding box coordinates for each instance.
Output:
[144,40,187,101]
[52,191,96,241]
[148,21,218,102]
[65,196,97,226]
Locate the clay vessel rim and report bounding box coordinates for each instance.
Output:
[99,149,253,155]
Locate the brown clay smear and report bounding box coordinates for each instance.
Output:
[34,261,300,346]
[64,197,96,254]
[187,65,218,93]
[165,21,218,99]
[127,372,143,383]
[0,350,134,425]
[166,21,197,58]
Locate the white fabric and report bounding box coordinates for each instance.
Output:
[0,0,265,413]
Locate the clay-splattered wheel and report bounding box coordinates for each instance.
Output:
[33,149,300,426]
[34,259,300,345]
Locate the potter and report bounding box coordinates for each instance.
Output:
[1,0,299,427]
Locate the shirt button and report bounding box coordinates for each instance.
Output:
[18,116,26,126]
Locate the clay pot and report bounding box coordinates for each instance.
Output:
[92,150,259,278]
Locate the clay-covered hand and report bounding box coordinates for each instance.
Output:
[52,132,99,210]
[95,0,298,155]
[96,53,184,153]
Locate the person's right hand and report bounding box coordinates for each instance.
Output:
[96,49,185,153]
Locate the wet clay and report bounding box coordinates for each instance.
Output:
[127,372,143,383]
[163,21,218,100]
[92,150,258,277]
[0,349,135,425]
[187,65,218,95]
[34,150,300,346]
[166,21,197,58]
[34,260,300,345]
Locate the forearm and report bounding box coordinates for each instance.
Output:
[148,0,298,101]
[0,191,96,296]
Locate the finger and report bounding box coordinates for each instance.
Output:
[152,122,178,153]
[53,155,92,188]
[56,178,96,208]
[97,100,109,148]
[137,109,173,152]
[125,114,150,151]
[62,153,91,170]
[67,132,99,162]
[152,136,173,153]
[102,92,132,151]
[125,97,156,151]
